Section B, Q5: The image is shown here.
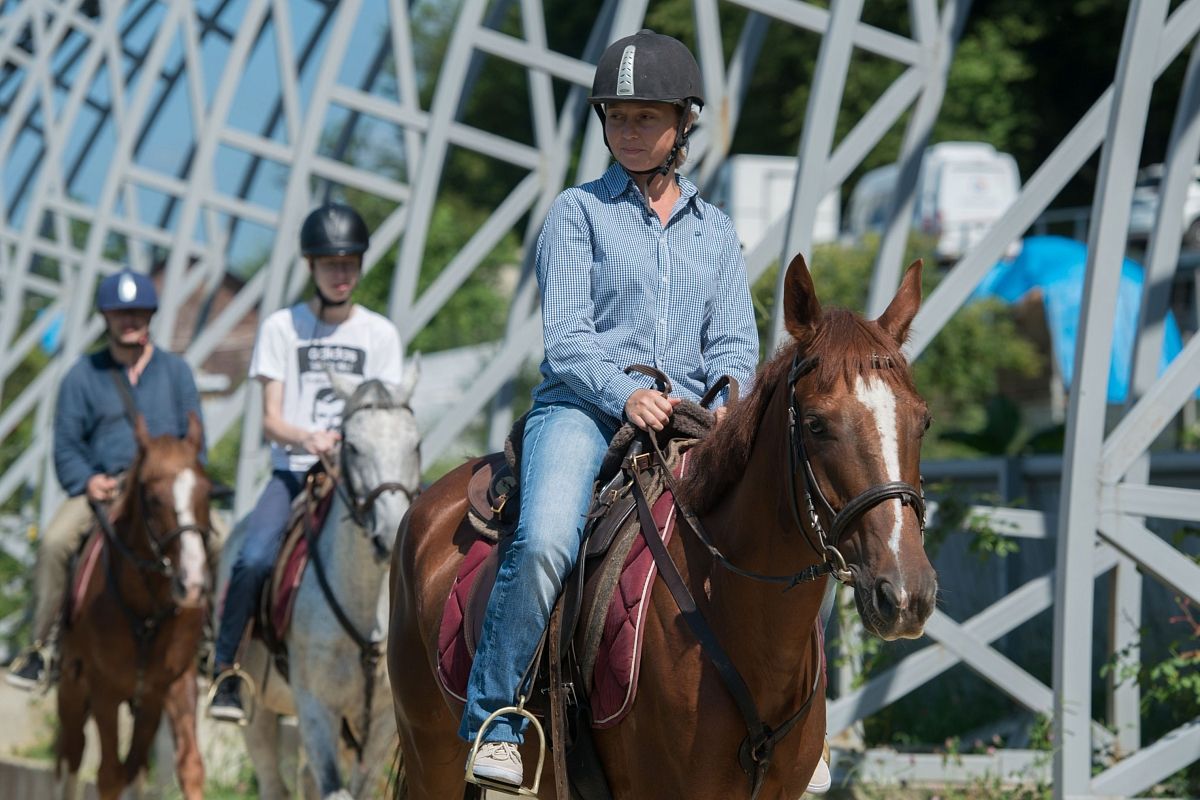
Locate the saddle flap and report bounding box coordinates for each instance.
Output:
[466,453,520,531]
[585,494,636,559]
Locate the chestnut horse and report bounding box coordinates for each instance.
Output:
[56,413,212,800]
[387,254,937,798]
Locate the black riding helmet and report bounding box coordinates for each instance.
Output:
[589,29,704,176]
[300,202,370,259]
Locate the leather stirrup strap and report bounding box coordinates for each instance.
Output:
[548,601,570,800]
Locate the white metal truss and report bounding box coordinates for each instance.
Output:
[1,1,1198,795]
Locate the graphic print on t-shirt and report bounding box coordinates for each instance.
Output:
[297,343,366,428]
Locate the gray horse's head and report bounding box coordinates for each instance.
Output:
[329,356,421,561]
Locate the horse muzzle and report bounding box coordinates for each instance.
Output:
[853,571,937,641]
[171,573,209,609]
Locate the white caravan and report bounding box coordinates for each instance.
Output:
[846,142,1021,262]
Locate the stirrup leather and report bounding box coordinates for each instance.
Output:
[464,697,547,797]
[204,664,258,726]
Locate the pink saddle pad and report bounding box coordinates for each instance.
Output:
[70,532,105,624]
[436,452,688,728]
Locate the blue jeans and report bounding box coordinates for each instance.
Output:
[214,470,307,669]
[459,403,616,744]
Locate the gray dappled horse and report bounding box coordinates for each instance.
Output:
[218,363,420,799]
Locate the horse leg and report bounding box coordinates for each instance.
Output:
[162,665,205,800]
[292,685,350,799]
[121,695,166,794]
[347,674,398,798]
[55,656,89,800]
[242,707,289,800]
[90,692,126,800]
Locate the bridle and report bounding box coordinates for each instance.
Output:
[89,475,211,708]
[305,390,419,762]
[629,352,927,798]
[784,352,926,584]
[322,397,421,559]
[90,483,210,582]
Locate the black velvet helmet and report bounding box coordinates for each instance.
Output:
[299,203,369,258]
[589,30,703,176]
[589,29,704,109]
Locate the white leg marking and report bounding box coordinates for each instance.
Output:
[854,376,903,557]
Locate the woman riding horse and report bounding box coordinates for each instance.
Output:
[457,29,763,789]
[390,252,938,799]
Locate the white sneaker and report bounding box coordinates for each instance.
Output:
[471,741,523,786]
[806,742,832,794]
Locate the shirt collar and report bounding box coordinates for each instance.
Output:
[598,162,703,216]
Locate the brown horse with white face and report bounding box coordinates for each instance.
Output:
[56,413,212,800]
[387,254,937,798]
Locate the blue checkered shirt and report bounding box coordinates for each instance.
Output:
[532,163,760,429]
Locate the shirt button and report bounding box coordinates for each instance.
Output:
[661,276,668,284]
[659,319,667,326]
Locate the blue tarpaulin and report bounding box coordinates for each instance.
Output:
[972,235,1191,404]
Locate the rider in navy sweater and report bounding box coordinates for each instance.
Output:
[7,270,207,690]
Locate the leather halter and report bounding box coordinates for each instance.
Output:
[785,352,926,584]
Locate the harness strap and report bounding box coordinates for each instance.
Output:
[92,501,178,708]
[645,434,834,588]
[633,451,823,799]
[630,473,772,797]
[302,497,379,762]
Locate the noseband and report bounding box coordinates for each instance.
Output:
[91,488,210,580]
[325,398,421,557]
[785,353,926,584]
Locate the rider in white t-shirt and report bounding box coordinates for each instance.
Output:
[209,202,403,722]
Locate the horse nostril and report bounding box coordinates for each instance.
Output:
[875,579,900,623]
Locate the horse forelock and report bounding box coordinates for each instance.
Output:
[344,378,397,416]
[678,307,917,513]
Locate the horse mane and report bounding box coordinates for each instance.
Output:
[678,307,916,512]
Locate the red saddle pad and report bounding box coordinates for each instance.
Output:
[436,452,688,728]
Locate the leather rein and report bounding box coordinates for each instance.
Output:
[630,354,925,798]
[307,395,420,761]
[88,488,211,708]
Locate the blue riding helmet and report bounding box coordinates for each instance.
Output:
[96,270,158,312]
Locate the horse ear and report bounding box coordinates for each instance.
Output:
[327,370,358,400]
[185,411,203,450]
[783,252,822,340]
[876,259,923,345]
[393,354,421,406]
[134,414,151,451]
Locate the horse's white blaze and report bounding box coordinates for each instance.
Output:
[854,375,903,558]
[172,469,206,597]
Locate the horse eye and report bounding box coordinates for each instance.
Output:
[922,414,933,434]
[804,415,826,435]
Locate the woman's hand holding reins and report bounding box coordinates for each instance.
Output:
[625,388,681,432]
